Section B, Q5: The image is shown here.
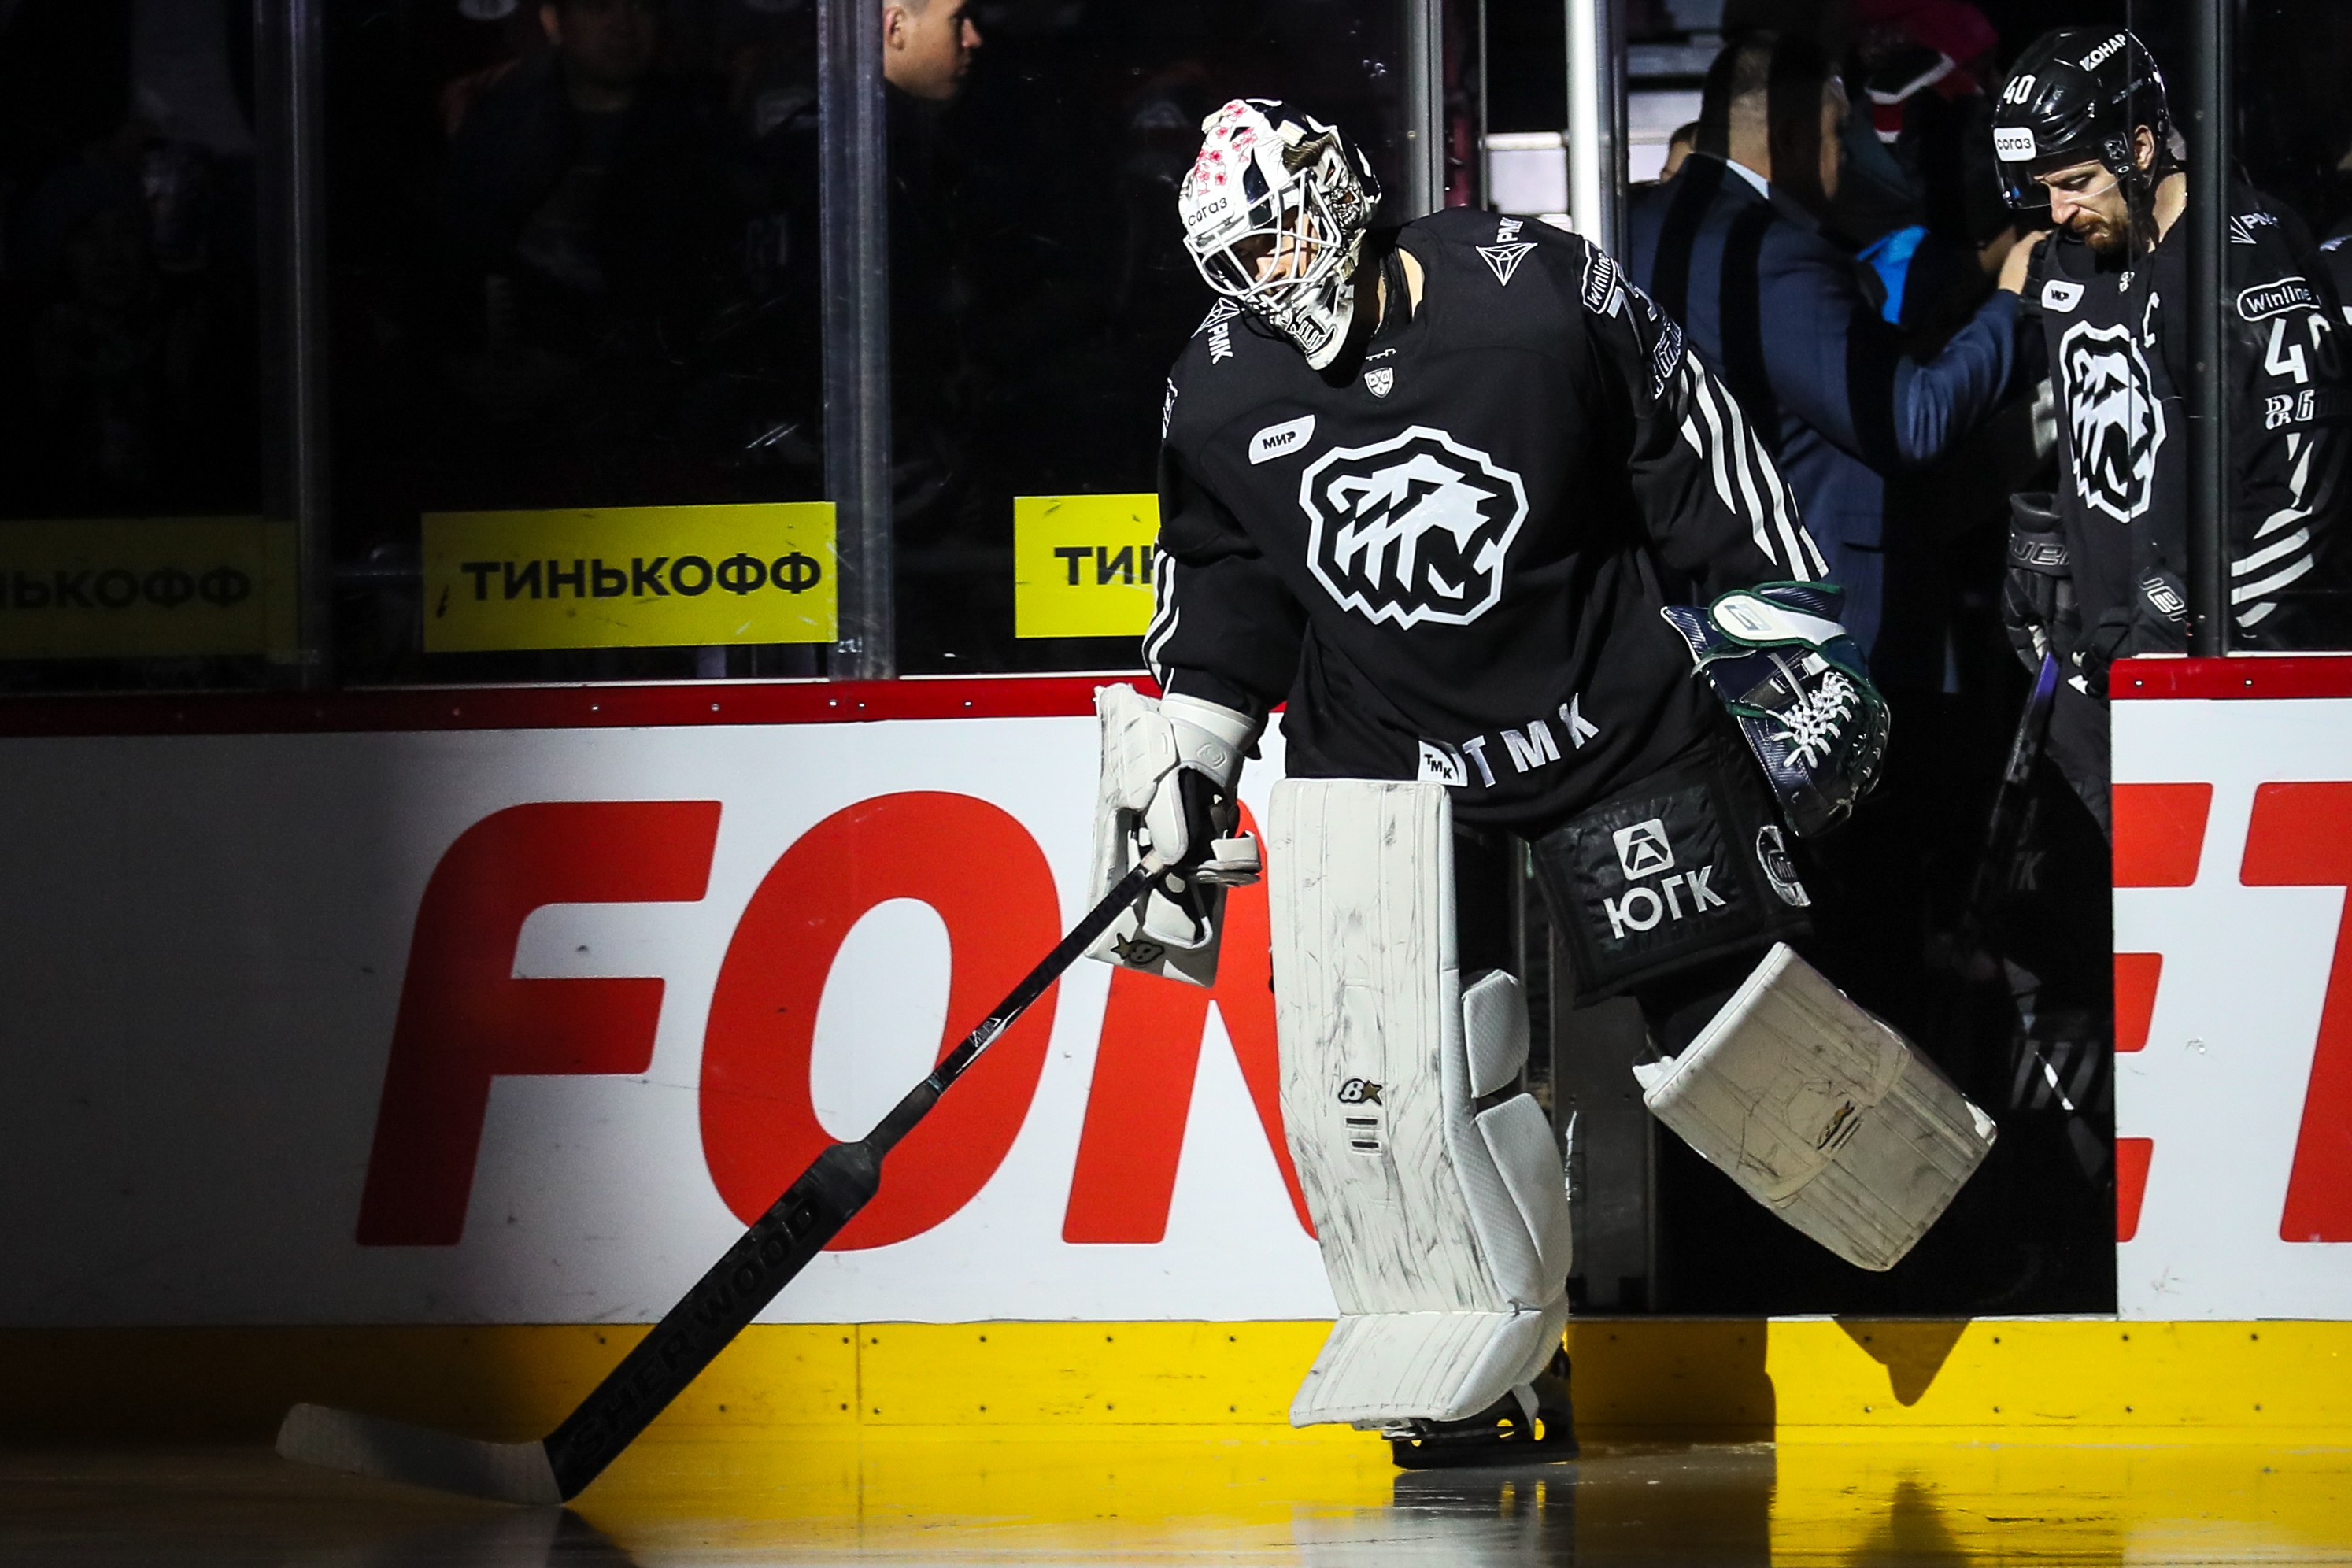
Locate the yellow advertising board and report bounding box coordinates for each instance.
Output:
[0,516,295,659]
[423,502,836,652]
[1013,494,1161,639]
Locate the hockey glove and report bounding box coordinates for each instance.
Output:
[1085,682,1263,988]
[2002,491,2080,678]
[1661,581,1891,838]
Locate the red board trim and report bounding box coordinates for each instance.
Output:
[2113,656,2352,701]
[0,674,1155,738]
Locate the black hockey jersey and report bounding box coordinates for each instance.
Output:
[1148,207,1832,830]
[2025,187,2349,654]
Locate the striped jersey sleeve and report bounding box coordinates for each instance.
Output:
[1578,246,1830,594]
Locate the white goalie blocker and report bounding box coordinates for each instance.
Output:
[1268,778,1573,1428]
[1636,943,1998,1271]
[1085,683,1262,988]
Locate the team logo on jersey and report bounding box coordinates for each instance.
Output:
[1480,242,1538,287]
[2058,320,2165,522]
[1298,426,1530,629]
[1249,414,1317,464]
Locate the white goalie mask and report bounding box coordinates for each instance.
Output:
[1178,98,1382,371]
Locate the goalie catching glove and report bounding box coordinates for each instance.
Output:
[1085,682,1263,988]
[1661,582,1889,838]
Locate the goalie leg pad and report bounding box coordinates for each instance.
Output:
[1634,942,1997,1270]
[1268,778,1572,1426]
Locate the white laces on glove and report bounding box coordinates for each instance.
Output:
[1779,666,1860,770]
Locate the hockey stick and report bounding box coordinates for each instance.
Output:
[278,854,1168,1505]
[1958,650,2060,959]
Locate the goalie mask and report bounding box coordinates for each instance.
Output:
[1992,28,2173,246]
[1179,98,1382,371]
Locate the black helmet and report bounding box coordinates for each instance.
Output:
[1991,28,2173,212]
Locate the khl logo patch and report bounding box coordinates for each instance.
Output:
[2059,320,2165,523]
[1298,426,1529,629]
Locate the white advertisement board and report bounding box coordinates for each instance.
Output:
[0,712,1336,1326]
[2113,692,2352,1318]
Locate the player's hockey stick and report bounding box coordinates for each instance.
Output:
[1960,650,2060,952]
[277,853,1167,1505]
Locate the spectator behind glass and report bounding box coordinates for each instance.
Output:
[438,0,734,505]
[882,0,980,102]
[875,0,997,670]
[1659,121,1698,183]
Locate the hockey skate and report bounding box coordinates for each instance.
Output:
[1386,1349,1577,1470]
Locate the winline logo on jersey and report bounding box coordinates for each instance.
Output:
[1298,426,1529,628]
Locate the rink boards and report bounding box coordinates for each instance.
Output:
[2,662,2352,1440]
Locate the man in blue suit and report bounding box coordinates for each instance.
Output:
[1628,30,2036,662]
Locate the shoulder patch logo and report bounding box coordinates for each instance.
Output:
[1364,366,1395,398]
[1479,242,1538,287]
[2040,279,2084,312]
[1581,250,1624,316]
[1196,298,1241,335]
[1298,426,1529,629]
[1248,413,1317,464]
[2058,319,2165,523]
[2229,213,2280,246]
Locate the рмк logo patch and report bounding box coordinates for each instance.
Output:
[2059,320,2165,522]
[1297,426,1529,628]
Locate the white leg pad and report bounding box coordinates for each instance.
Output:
[1634,942,1999,1271]
[1269,778,1572,1426]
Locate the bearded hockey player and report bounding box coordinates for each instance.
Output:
[1084,99,1998,1468]
[1994,28,2350,829]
